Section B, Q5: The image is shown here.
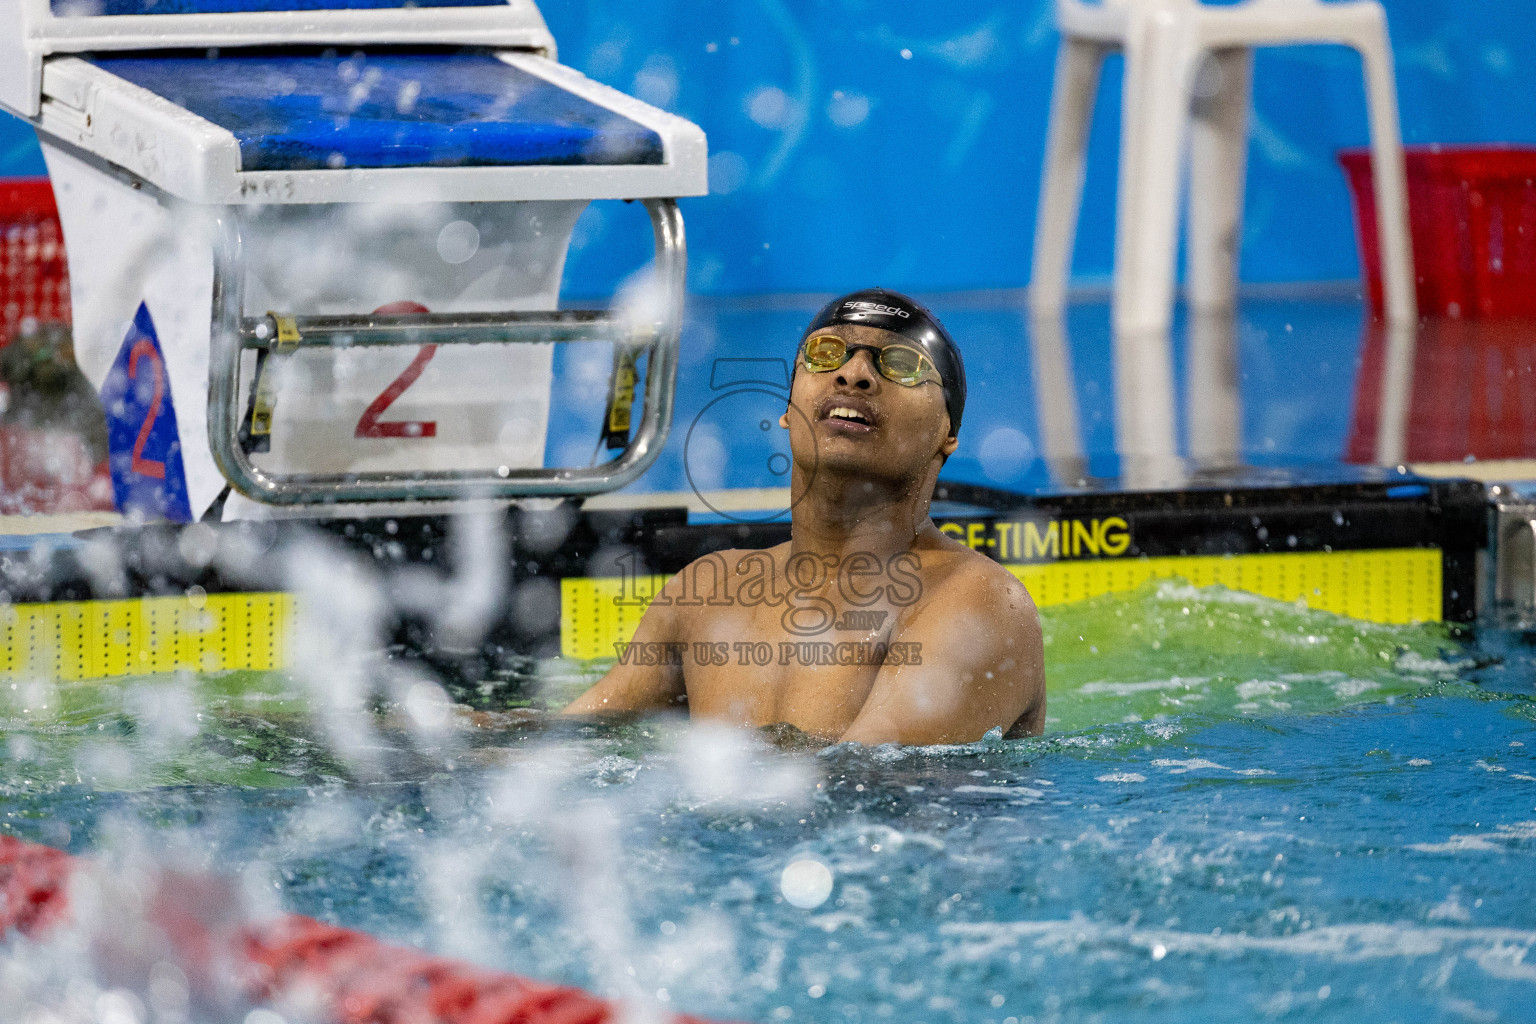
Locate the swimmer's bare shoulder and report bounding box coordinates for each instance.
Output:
[559,547,755,717]
[839,529,1045,745]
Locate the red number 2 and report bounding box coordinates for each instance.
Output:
[355,345,439,439]
[128,338,166,480]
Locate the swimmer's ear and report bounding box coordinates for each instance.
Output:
[937,409,959,456]
[778,411,790,429]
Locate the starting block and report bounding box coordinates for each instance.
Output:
[0,0,706,519]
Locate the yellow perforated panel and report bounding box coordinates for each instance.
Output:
[560,574,668,662]
[0,592,292,681]
[558,548,1442,659]
[0,550,1439,677]
[1006,548,1440,623]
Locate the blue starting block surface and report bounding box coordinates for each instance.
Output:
[90,51,664,171]
[57,0,504,15]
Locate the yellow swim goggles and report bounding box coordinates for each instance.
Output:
[801,334,944,388]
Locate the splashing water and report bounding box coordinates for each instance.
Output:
[1,578,1533,1024]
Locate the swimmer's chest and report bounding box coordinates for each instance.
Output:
[677,598,896,738]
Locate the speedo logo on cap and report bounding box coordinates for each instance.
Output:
[843,300,911,318]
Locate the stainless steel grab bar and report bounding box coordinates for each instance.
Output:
[240,309,657,350]
[207,198,685,505]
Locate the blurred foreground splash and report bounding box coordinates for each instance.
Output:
[0,579,1533,1024]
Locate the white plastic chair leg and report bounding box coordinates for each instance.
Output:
[1114,321,1180,471]
[1030,37,1107,318]
[1110,4,1194,462]
[1186,47,1252,315]
[1353,10,1417,327]
[1374,319,1415,464]
[1186,311,1242,466]
[1112,5,1196,338]
[1027,312,1088,483]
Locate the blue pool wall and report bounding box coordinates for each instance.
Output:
[539,292,1371,496]
[1,2,1531,488]
[3,1,1536,298]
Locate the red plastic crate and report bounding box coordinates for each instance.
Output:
[0,177,71,347]
[1340,145,1536,319]
[1347,317,1536,462]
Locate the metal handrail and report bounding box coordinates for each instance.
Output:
[208,198,685,505]
[240,309,657,350]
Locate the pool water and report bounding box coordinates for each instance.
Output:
[3,580,1535,1023]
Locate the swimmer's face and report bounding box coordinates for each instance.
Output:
[780,323,958,480]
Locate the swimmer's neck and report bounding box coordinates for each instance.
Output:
[787,464,941,561]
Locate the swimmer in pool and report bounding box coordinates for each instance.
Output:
[563,288,1045,744]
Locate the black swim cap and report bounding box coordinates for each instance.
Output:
[798,288,966,436]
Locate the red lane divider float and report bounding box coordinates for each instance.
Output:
[0,835,72,937]
[0,836,729,1024]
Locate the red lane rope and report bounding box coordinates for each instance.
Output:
[0,836,727,1024]
[0,836,72,937]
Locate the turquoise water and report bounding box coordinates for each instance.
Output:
[3,582,1535,1023]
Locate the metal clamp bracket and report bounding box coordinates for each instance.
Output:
[245,312,301,439]
[1491,499,1536,625]
[209,198,685,505]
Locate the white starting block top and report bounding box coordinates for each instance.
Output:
[0,0,704,517]
[1,0,706,204]
[1,0,554,118]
